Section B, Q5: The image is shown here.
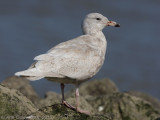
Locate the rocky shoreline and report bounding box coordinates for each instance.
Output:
[0,76,160,120]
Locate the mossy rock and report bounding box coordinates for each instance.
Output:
[25,92,160,120]
[26,104,112,120]
[2,76,39,103]
[36,91,61,108]
[86,92,160,120]
[79,78,118,96]
[66,79,118,98]
[127,91,160,110]
[0,84,37,119]
[1,76,160,120]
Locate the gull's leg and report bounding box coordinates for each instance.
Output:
[60,83,90,115]
[60,83,65,101]
[75,87,90,115]
[75,88,79,111]
[60,83,75,110]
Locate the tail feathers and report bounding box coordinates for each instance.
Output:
[21,76,44,81]
[15,68,37,76]
[15,68,65,81]
[15,68,44,81]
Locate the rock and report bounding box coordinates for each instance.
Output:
[0,84,37,119]
[127,91,160,110]
[25,92,160,120]
[1,76,39,103]
[85,92,160,120]
[65,78,118,99]
[1,76,160,120]
[25,104,111,120]
[66,95,94,113]
[64,78,119,114]
[36,91,61,108]
[79,78,119,96]
[1,76,62,109]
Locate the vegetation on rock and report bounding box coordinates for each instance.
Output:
[0,76,160,120]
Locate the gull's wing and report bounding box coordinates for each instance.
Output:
[32,35,104,80]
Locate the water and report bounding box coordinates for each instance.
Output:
[0,0,160,99]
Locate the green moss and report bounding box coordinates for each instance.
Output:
[0,85,37,119]
[143,103,152,109]
[31,104,110,120]
[0,95,19,116]
[123,116,131,120]
[136,104,140,111]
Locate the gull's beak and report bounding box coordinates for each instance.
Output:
[107,21,120,27]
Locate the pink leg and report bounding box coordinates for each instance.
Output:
[60,83,75,110]
[60,83,90,115]
[75,87,90,115]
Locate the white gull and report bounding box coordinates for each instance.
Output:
[15,13,120,115]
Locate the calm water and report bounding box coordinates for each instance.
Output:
[0,0,160,99]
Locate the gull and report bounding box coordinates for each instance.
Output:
[15,13,120,115]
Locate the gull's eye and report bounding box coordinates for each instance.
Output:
[96,18,101,21]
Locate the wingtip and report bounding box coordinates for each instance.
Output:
[15,72,21,76]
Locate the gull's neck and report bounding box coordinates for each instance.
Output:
[82,23,107,59]
[84,30,107,56]
[85,30,106,42]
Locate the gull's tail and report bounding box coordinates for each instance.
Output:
[15,61,64,81]
[15,62,44,81]
[15,68,44,81]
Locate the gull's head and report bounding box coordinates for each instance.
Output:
[82,13,120,34]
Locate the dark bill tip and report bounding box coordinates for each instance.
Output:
[115,24,120,27]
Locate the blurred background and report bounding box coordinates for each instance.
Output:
[0,0,160,99]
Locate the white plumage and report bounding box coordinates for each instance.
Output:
[15,13,120,83]
[15,13,112,83]
[15,13,120,114]
[15,34,106,81]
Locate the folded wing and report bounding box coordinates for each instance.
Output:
[15,35,103,81]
